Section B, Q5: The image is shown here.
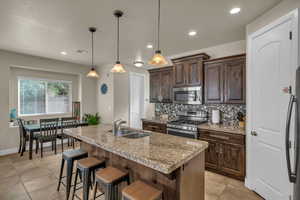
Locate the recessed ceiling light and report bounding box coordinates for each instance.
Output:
[147,44,153,49]
[230,7,241,15]
[188,30,197,36]
[60,51,67,55]
[134,61,144,67]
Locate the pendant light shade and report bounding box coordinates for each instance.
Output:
[111,10,126,73]
[111,61,126,73]
[149,50,168,66]
[149,0,168,66]
[87,27,100,78]
[86,68,99,78]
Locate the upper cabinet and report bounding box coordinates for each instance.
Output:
[149,66,173,103]
[204,54,246,104]
[172,53,210,88]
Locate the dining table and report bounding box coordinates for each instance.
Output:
[24,120,88,159]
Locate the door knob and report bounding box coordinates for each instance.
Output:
[251,131,258,136]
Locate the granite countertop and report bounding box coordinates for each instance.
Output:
[141,118,169,124]
[198,123,245,135]
[65,124,208,174]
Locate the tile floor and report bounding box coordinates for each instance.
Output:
[0,144,263,200]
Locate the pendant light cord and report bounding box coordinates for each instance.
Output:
[91,30,94,68]
[157,0,161,50]
[117,16,120,62]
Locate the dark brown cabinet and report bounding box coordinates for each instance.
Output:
[142,121,167,134]
[204,54,246,104]
[199,129,246,180]
[172,53,210,88]
[149,66,173,103]
[219,143,245,178]
[204,62,224,103]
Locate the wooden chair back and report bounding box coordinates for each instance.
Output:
[17,118,26,141]
[40,118,59,137]
[61,117,78,133]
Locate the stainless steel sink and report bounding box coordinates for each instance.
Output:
[122,132,151,139]
[116,129,151,139]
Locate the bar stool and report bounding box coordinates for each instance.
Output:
[92,166,130,200]
[57,149,88,200]
[122,181,163,200]
[72,157,106,200]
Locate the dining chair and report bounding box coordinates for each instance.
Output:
[17,118,39,156]
[37,118,59,158]
[58,117,78,152]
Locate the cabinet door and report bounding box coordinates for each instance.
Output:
[149,71,161,103]
[186,59,203,86]
[203,139,219,170]
[219,143,245,179]
[160,69,173,102]
[173,62,186,87]
[204,63,224,103]
[224,58,246,103]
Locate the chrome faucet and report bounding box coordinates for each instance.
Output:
[113,119,126,136]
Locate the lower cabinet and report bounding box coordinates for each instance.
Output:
[142,121,167,134]
[199,129,245,180]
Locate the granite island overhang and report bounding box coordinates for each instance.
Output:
[65,124,208,200]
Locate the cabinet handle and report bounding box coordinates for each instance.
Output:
[147,125,159,129]
[209,134,230,140]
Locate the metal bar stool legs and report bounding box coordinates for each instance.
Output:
[57,149,88,200]
[92,166,130,200]
[72,157,106,200]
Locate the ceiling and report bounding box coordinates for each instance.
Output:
[0,0,282,67]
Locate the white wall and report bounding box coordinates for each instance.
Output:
[246,0,300,35]
[113,65,153,125]
[168,40,246,60]
[96,64,154,125]
[0,50,97,151]
[96,64,114,123]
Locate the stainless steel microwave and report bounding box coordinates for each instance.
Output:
[173,86,202,104]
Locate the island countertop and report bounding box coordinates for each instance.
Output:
[65,124,208,174]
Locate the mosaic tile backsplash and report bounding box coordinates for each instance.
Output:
[155,103,246,123]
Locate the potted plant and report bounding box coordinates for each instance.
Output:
[237,112,245,129]
[83,113,101,125]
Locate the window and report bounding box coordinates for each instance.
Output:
[18,78,72,116]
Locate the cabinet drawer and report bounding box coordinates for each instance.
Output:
[142,121,167,134]
[199,130,245,145]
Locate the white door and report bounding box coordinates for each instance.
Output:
[248,11,298,200]
[129,73,145,129]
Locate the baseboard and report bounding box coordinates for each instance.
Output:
[245,177,253,190]
[0,140,69,156]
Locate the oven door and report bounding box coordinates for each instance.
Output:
[167,128,198,139]
[173,87,202,104]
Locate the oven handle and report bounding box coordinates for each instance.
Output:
[167,128,197,135]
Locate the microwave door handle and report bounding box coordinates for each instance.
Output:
[285,95,296,183]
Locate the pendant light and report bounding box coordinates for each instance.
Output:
[86,27,100,78]
[149,0,168,66]
[111,10,126,73]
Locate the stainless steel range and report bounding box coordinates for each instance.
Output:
[167,111,208,139]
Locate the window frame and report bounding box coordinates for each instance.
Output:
[17,76,72,117]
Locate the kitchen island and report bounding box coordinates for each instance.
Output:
[65,124,208,200]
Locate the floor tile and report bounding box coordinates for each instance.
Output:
[0,144,264,200]
[23,174,57,192]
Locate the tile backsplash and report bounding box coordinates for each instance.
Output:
[155,103,246,123]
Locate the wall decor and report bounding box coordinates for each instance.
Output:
[101,83,108,94]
